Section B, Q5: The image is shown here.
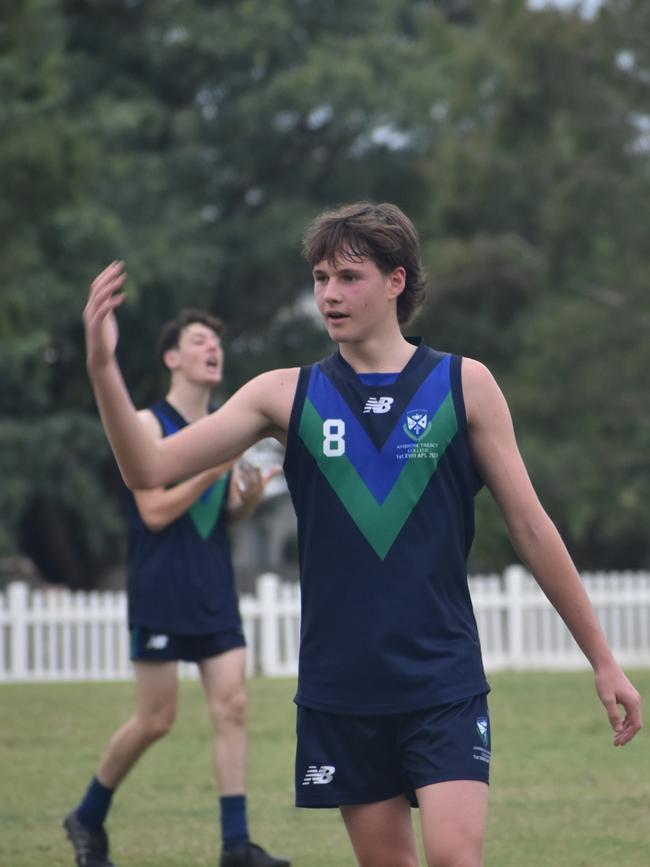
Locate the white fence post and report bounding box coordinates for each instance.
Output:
[504,565,526,670]
[8,581,29,680]
[257,573,280,676]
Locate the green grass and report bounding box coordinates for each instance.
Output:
[0,671,648,866]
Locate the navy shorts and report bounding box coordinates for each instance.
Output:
[295,693,490,808]
[130,625,245,663]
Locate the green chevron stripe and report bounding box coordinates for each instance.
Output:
[299,394,458,559]
[188,475,229,540]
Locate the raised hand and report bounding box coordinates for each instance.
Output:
[83,261,127,374]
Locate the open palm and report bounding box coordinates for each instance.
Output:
[83,261,127,372]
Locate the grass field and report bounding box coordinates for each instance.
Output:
[0,670,648,866]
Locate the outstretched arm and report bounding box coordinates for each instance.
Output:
[84,262,296,489]
[463,358,642,746]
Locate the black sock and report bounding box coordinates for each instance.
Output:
[76,777,114,829]
[220,794,249,852]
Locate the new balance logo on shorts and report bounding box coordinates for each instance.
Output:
[145,634,169,650]
[363,396,394,414]
[302,764,336,785]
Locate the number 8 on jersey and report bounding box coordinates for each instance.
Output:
[323,419,346,457]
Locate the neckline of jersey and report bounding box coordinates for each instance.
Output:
[333,337,425,384]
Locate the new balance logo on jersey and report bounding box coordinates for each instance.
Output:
[146,634,169,650]
[302,765,336,785]
[363,396,394,414]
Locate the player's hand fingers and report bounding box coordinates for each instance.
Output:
[90,260,122,288]
[84,287,126,331]
[602,694,623,735]
[262,464,283,486]
[236,463,259,493]
[84,276,126,337]
[83,262,127,372]
[613,696,642,746]
[85,262,126,314]
[600,681,642,746]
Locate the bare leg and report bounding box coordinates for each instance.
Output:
[200,647,247,794]
[96,661,178,789]
[340,795,420,867]
[417,780,488,867]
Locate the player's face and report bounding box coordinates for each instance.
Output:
[313,253,405,344]
[172,323,223,385]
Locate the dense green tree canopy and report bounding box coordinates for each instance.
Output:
[1,0,648,586]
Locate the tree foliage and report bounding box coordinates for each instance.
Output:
[1,0,648,585]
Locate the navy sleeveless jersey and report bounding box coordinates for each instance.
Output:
[125,399,242,636]
[284,341,490,714]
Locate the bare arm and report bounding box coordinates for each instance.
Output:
[132,411,237,532]
[134,469,231,532]
[463,358,642,746]
[83,262,296,489]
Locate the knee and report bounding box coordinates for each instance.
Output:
[425,822,484,867]
[138,708,175,742]
[212,688,247,730]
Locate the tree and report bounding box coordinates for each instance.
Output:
[1,0,648,584]
[415,0,650,568]
[0,0,125,587]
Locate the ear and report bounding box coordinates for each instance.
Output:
[387,266,406,300]
[163,347,181,371]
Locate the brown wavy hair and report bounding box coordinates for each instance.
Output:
[302,202,426,325]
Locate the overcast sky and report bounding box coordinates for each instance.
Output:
[528,0,603,15]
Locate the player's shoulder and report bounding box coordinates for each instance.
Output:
[136,407,165,439]
[233,368,302,430]
[244,367,301,396]
[459,356,494,386]
[236,368,300,440]
[459,357,507,423]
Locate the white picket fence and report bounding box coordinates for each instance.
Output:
[1,567,649,683]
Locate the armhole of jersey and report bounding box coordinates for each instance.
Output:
[284,366,312,475]
[450,354,469,435]
[452,355,485,491]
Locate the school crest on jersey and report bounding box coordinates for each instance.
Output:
[404,409,431,441]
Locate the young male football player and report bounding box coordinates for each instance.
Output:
[65,310,287,867]
[81,202,641,867]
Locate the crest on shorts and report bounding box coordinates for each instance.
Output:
[476,717,489,748]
